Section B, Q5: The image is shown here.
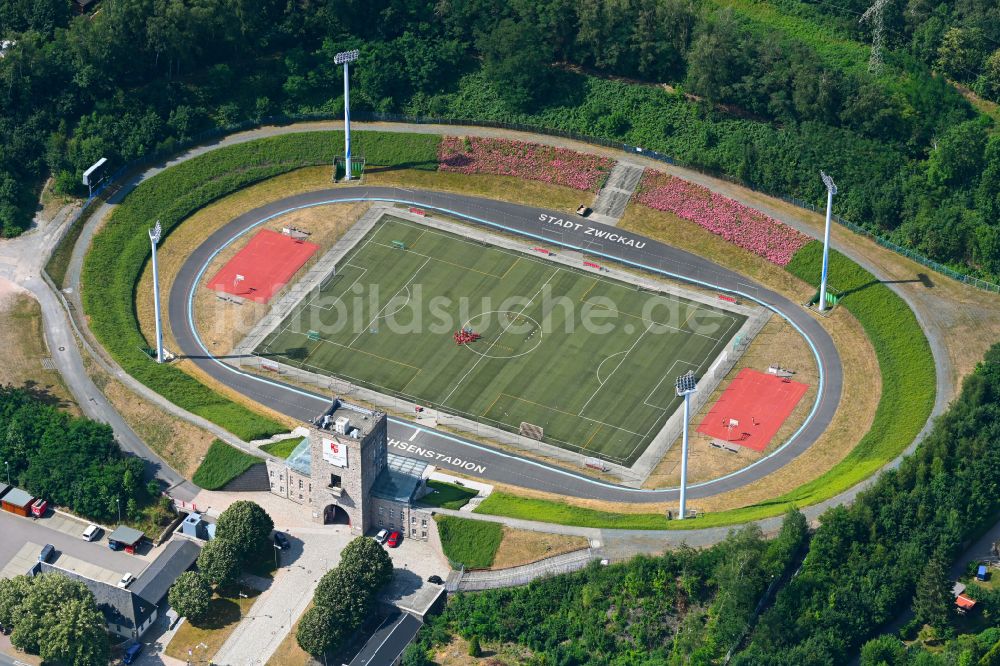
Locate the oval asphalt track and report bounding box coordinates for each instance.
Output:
[168,186,842,502]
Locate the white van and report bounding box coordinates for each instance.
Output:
[82,524,101,541]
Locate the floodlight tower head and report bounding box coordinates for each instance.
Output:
[820,171,838,196]
[675,371,698,397]
[334,49,359,65]
[149,220,162,245]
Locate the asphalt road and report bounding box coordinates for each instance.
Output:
[168,186,843,502]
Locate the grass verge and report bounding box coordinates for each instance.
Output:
[192,440,262,490]
[81,131,440,441]
[165,584,260,662]
[436,516,503,569]
[420,480,479,510]
[476,241,935,529]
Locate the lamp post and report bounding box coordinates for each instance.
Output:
[818,171,838,313]
[675,371,698,520]
[334,49,360,181]
[116,497,121,523]
[148,221,164,362]
[4,461,8,485]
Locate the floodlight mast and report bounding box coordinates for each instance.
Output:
[334,49,360,181]
[819,171,838,313]
[148,221,164,363]
[675,371,698,520]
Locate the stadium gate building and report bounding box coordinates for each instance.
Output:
[265,399,435,540]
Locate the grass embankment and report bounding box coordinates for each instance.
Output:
[476,241,935,529]
[81,131,440,442]
[421,480,479,510]
[437,516,504,569]
[259,437,304,459]
[192,440,262,490]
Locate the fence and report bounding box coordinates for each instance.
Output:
[43,110,1000,295]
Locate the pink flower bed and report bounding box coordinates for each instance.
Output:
[438,137,613,192]
[635,170,810,266]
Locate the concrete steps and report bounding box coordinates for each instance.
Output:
[590,162,645,225]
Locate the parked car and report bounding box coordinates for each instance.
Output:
[82,524,101,541]
[273,531,290,551]
[123,641,142,664]
[38,544,54,562]
[576,204,592,217]
[374,528,389,544]
[117,573,135,589]
[386,531,401,548]
[427,575,444,585]
[30,498,48,518]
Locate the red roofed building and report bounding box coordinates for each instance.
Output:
[956,593,977,612]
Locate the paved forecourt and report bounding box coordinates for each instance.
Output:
[257,216,744,466]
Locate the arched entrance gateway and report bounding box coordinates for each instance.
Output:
[323,504,351,526]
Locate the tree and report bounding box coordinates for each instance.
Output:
[936,27,986,81]
[197,537,242,589]
[314,567,372,622]
[168,571,212,624]
[860,635,906,666]
[214,500,274,564]
[338,536,394,591]
[40,597,110,666]
[913,557,953,632]
[12,574,91,654]
[0,575,32,629]
[476,17,554,111]
[296,604,342,657]
[980,49,1000,101]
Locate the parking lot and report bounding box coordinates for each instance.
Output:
[0,510,148,580]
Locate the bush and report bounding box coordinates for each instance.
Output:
[81,131,440,441]
[191,440,261,490]
[436,516,503,569]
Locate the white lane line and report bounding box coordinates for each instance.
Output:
[408,429,419,441]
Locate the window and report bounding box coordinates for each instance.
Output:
[308,483,312,492]
[298,479,303,489]
[379,506,384,515]
[299,493,303,500]
[411,515,416,524]
[379,519,383,526]
[329,474,342,489]
[421,519,427,527]
[422,530,427,538]
[269,470,274,478]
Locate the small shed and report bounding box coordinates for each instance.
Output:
[977,565,989,581]
[956,593,977,613]
[1,487,34,517]
[108,526,145,553]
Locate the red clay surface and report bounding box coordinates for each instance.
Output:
[207,229,319,303]
[696,368,809,452]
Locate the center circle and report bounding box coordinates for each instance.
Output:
[461,310,543,359]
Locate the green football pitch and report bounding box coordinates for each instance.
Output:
[256,216,746,465]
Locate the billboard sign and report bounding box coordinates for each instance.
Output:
[322,437,348,468]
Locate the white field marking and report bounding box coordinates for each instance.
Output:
[346,257,430,348]
[300,264,368,312]
[594,350,628,386]
[577,321,654,416]
[643,359,701,411]
[409,429,419,441]
[439,268,561,406]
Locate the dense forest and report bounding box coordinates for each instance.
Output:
[0,385,161,523]
[2,0,1000,278]
[403,342,1000,664]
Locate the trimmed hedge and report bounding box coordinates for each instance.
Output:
[191,440,261,490]
[81,131,440,441]
[436,516,503,570]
